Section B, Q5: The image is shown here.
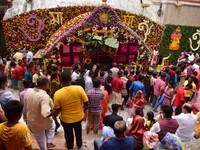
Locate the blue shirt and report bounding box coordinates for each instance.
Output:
[24,70,32,83]
[166,73,170,84]
[100,136,136,150]
[129,81,146,97]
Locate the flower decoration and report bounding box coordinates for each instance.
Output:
[2,5,164,54]
[84,57,92,64]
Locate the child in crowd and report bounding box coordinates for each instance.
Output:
[0,100,33,150]
[145,111,156,130]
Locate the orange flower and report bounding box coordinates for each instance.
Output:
[83,28,91,32]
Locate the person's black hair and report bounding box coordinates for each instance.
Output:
[175,106,182,115]
[9,61,16,67]
[152,71,158,78]
[111,104,119,112]
[160,72,166,79]
[114,120,127,135]
[4,100,23,121]
[26,64,32,70]
[108,70,112,74]
[92,78,101,88]
[37,76,50,87]
[100,71,104,77]
[158,131,167,142]
[61,70,71,83]
[146,70,153,76]
[168,81,174,87]
[161,105,173,118]
[124,70,128,76]
[130,70,134,74]
[117,70,122,76]
[135,108,144,117]
[136,70,140,75]
[73,64,79,70]
[51,72,57,81]
[147,111,156,125]
[183,104,192,113]
[22,79,31,89]
[0,74,7,85]
[193,71,198,76]
[165,67,169,73]
[185,83,193,89]
[89,70,94,77]
[138,74,145,81]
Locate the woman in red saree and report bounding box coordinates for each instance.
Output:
[126,108,148,150]
[131,90,146,116]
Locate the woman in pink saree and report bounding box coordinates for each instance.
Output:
[151,48,159,67]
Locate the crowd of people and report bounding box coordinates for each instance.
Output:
[0,49,200,150]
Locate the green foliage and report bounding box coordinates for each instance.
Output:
[160,24,200,64]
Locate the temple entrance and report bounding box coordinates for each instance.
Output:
[91,55,114,68]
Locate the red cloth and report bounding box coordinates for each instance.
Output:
[111,77,124,93]
[159,118,179,134]
[0,64,5,74]
[126,115,147,149]
[12,66,24,80]
[173,86,185,107]
[168,69,176,81]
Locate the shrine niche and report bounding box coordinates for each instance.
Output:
[45,5,151,67]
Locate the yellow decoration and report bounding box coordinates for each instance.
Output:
[156,54,171,72]
[100,13,109,22]
[122,15,135,28]
[59,42,64,45]
[49,12,63,25]
[83,28,91,32]
[138,20,154,42]
[169,27,182,51]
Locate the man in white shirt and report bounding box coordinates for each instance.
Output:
[110,62,119,78]
[24,76,56,149]
[188,51,195,63]
[13,52,24,62]
[193,58,200,71]
[26,49,33,63]
[71,64,80,82]
[172,103,197,144]
[85,70,94,92]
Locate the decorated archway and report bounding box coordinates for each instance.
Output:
[45,5,152,68]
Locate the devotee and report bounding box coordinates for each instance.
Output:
[129,74,146,98]
[105,70,113,95]
[151,105,179,134]
[53,70,88,150]
[85,70,94,92]
[111,71,124,109]
[163,81,174,106]
[26,48,33,63]
[172,84,192,111]
[110,62,119,78]
[193,58,200,71]
[100,120,136,150]
[32,67,41,87]
[71,64,80,82]
[145,111,156,130]
[0,100,33,150]
[144,70,153,103]
[183,76,196,102]
[24,76,55,149]
[24,64,33,84]
[9,61,24,91]
[0,74,13,109]
[19,79,31,122]
[75,68,85,89]
[125,108,147,149]
[121,70,129,106]
[13,51,24,63]
[187,62,195,77]
[86,78,105,134]
[172,103,197,144]
[94,116,116,150]
[156,131,183,150]
[188,51,195,63]
[101,87,109,120]
[150,48,159,67]
[0,105,6,122]
[195,112,200,138]
[152,72,166,109]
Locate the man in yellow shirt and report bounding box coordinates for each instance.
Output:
[0,100,32,150]
[184,76,196,102]
[53,70,88,150]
